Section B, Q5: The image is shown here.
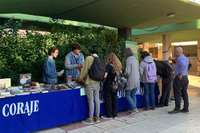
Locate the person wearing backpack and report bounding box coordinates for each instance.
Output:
[76,50,105,124]
[123,48,140,115]
[140,51,157,111]
[154,60,173,107]
[102,52,122,119]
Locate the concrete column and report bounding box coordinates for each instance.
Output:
[118,28,131,41]
[142,43,149,52]
[162,35,172,61]
[118,28,131,50]
[158,46,163,60]
[197,40,200,75]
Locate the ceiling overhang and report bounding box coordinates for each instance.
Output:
[1,0,200,29]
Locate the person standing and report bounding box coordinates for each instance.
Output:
[43,47,62,84]
[169,46,192,70]
[65,43,84,80]
[76,51,101,124]
[168,47,189,114]
[123,48,140,115]
[169,46,185,64]
[102,52,122,119]
[154,60,173,107]
[140,51,157,110]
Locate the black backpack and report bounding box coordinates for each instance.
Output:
[111,71,125,93]
[89,57,106,81]
[188,60,192,71]
[160,61,173,74]
[155,60,173,77]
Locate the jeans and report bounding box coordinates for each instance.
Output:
[125,89,137,110]
[143,83,155,108]
[85,83,100,118]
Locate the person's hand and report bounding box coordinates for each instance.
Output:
[169,57,173,61]
[77,64,83,68]
[58,72,63,77]
[178,75,182,80]
[75,78,80,83]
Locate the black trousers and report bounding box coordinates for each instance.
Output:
[103,79,118,117]
[160,74,173,106]
[173,76,189,111]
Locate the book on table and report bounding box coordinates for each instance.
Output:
[19,74,31,88]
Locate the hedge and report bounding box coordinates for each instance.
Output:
[0,19,126,86]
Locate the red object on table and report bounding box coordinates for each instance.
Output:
[31,82,37,86]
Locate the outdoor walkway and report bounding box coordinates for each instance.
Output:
[33,75,200,133]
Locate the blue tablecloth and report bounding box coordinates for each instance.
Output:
[0,83,159,133]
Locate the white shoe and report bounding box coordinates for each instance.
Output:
[131,109,138,115]
[113,117,118,119]
[101,115,112,119]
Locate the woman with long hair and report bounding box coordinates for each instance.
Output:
[102,52,122,119]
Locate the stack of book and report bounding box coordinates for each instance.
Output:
[56,86,68,90]
[66,82,82,89]
[1,92,14,97]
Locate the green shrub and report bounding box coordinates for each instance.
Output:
[0,19,125,86]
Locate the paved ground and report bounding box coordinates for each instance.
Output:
[33,75,200,133]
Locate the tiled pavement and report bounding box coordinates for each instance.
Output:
[33,75,200,133]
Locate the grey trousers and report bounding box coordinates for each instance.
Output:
[86,83,100,118]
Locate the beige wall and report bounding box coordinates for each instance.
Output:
[149,44,162,60]
[148,44,197,73]
[189,58,197,72]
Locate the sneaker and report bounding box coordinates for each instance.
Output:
[95,117,100,122]
[131,109,138,115]
[168,110,180,114]
[145,107,149,111]
[150,107,155,110]
[82,118,94,124]
[101,115,112,119]
[180,109,189,113]
[164,103,168,106]
[113,117,118,119]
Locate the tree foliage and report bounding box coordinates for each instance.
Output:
[0,19,125,86]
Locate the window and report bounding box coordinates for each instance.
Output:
[174,45,197,57]
[149,47,158,58]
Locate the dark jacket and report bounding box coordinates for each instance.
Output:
[154,60,173,78]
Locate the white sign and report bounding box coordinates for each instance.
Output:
[2,100,39,117]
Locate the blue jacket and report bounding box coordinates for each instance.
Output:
[43,56,58,84]
[65,52,84,80]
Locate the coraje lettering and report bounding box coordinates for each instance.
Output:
[2,100,39,117]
